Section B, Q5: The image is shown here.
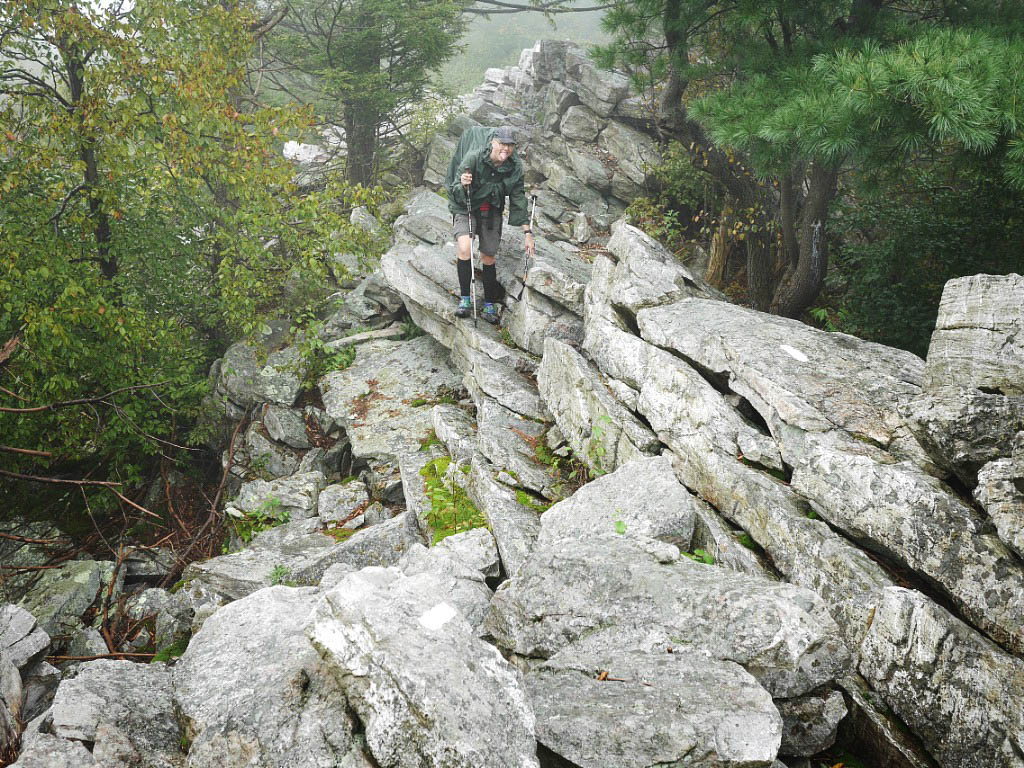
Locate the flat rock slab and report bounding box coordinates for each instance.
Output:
[322,336,463,463]
[431,403,478,466]
[467,459,542,577]
[453,332,547,421]
[0,604,49,669]
[527,648,781,768]
[637,298,929,465]
[791,430,1024,656]
[487,533,852,698]
[858,587,1024,768]
[472,389,559,498]
[308,568,540,768]
[923,273,1024,394]
[174,586,360,768]
[46,659,184,768]
[538,338,660,475]
[182,520,335,601]
[537,455,697,549]
[668,448,893,654]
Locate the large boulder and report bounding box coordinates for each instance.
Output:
[921,273,1024,394]
[17,560,118,643]
[537,455,697,549]
[527,647,781,767]
[537,338,661,475]
[321,336,463,466]
[27,660,185,768]
[858,587,1024,768]
[308,567,540,768]
[212,341,304,410]
[487,533,852,698]
[174,586,363,768]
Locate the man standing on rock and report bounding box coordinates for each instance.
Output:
[448,125,535,325]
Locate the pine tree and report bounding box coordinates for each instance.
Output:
[595,0,1024,316]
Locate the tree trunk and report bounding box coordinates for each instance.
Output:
[769,163,839,317]
[345,104,378,187]
[64,43,116,279]
[705,202,732,288]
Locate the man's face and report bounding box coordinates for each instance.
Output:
[491,138,515,165]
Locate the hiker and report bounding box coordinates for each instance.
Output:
[447,125,535,324]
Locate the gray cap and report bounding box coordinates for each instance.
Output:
[493,126,517,144]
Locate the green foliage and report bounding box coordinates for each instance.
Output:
[265,0,466,185]
[294,328,357,390]
[401,317,426,340]
[516,489,553,514]
[682,548,714,565]
[595,0,1024,316]
[736,533,758,551]
[151,636,191,663]
[419,456,487,545]
[586,414,612,476]
[613,518,627,535]
[0,0,351,516]
[418,429,443,451]
[827,161,1024,356]
[226,496,290,545]
[268,564,295,586]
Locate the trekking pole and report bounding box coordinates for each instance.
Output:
[464,184,477,327]
[514,194,538,302]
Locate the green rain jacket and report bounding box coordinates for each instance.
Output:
[447,134,529,227]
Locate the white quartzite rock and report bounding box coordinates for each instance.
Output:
[923,273,1024,394]
[175,586,360,768]
[858,587,1024,768]
[537,338,660,475]
[321,336,463,466]
[537,455,697,549]
[228,471,326,522]
[527,648,781,768]
[308,568,540,768]
[487,533,852,698]
[975,453,1024,558]
[40,659,185,768]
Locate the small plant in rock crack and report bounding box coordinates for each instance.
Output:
[401,317,425,340]
[419,456,487,544]
[226,495,290,544]
[268,564,294,586]
[682,548,715,565]
[613,513,627,535]
[586,415,612,476]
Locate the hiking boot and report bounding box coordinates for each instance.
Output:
[482,302,500,325]
[454,296,472,318]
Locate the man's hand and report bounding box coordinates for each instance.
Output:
[524,231,535,257]
[460,171,473,186]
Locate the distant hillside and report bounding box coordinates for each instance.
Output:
[437,5,608,95]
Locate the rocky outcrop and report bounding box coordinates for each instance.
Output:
[6,41,1021,768]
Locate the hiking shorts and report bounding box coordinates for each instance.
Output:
[454,211,503,255]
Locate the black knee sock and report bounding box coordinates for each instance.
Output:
[457,258,472,297]
[482,262,499,303]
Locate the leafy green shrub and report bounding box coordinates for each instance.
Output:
[419,456,487,545]
[226,496,289,545]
